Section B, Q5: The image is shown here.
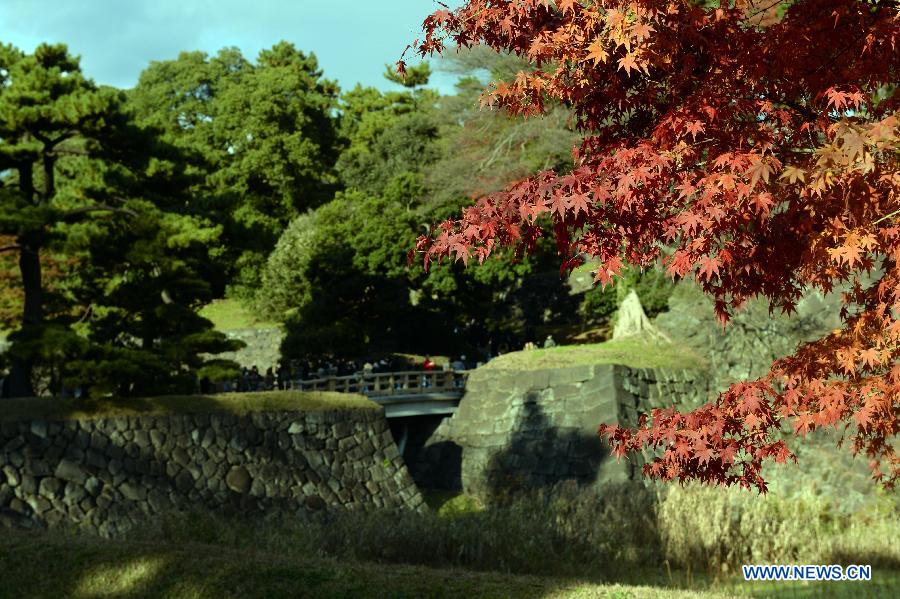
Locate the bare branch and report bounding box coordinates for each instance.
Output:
[0,244,22,254]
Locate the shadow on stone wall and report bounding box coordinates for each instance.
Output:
[482,394,608,499]
[0,406,423,537]
[393,416,462,491]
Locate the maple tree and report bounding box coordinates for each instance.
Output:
[404,0,900,491]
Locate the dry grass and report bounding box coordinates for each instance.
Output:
[0,391,378,422]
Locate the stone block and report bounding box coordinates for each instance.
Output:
[172,448,191,468]
[119,482,146,502]
[38,477,62,499]
[55,459,88,485]
[26,495,51,515]
[225,466,251,494]
[30,420,48,440]
[174,470,194,493]
[3,437,24,453]
[2,465,20,487]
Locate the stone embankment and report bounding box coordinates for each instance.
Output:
[0,404,423,537]
[409,363,710,496]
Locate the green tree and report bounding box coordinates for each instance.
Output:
[262,54,582,360]
[0,43,128,396]
[127,42,341,296]
[0,43,240,398]
[265,191,423,357]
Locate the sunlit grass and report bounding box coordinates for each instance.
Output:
[483,337,707,371]
[198,298,278,331]
[74,556,167,597]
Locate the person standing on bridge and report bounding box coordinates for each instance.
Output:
[422,355,436,388]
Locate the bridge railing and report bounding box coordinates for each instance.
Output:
[287,370,468,396]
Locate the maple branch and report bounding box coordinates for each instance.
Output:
[873,208,900,225]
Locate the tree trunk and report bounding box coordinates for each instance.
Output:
[5,158,43,398]
[6,241,41,397]
[613,289,671,344]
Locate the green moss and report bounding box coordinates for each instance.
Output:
[0,391,378,422]
[198,298,279,331]
[482,338,707,371]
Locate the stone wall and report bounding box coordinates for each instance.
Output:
[655,281,841,393]
[410,363,710,497]
[0,408,423,536]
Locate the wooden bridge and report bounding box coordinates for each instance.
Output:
[287,370,469,418]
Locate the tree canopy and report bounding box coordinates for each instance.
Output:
[127,42,341,296]
[0,43,241,398]
[407,0,900,490]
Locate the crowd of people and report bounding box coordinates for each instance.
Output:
[205,354,474,394]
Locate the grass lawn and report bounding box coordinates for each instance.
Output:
[482,337,707,371]
[1,528,896,599]
[0,528,730,599]
[198,298,279,331]
[0,390,378,422]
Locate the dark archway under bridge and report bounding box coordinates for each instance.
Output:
[289,370,466,490]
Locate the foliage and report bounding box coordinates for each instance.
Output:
[408,0,900,489]
[267,60,583,358]
[0,43,241,397]
[127,42,341,296]
[582,263,675,322]
[427,49,581,206]
[265,191,428,357]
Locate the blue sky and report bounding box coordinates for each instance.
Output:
[0,0,465,94]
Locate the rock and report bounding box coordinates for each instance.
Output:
[225,466,251,494]
[304,495,326,511]
[228,436,247,452]
[26,496,51,515]
[38,477,62,498]
[55,459,88,485]
[9,497,29,516]
[64,483,87,505]
[30,420,48,440]
[20,475,37,495]
[149,429,166,449]
[119,482,145,502]
[0,509,31,529]
[85,477,102,497]
[147,489,170,513]
[172,448,191,468]
[2,465,20,487]
[89,431,108,451]
[174,469,194,493]
[3,437,24,452]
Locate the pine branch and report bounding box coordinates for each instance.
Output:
[61,205,138,221]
